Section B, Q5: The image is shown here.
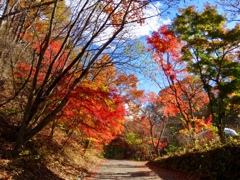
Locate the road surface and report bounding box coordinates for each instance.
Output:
[84,159,178,180]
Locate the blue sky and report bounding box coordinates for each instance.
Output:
[64,0,238,94]
[135,0,239,94]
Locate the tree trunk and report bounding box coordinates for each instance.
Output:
[217,123,226,144]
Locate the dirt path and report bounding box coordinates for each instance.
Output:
[84,159,178,180]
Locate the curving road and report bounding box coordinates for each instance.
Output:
[84,159,178,180]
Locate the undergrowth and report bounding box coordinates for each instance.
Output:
[148,142,240,179]
[0,117,103,180]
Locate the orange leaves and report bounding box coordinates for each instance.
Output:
[147,25,210,132]
[60,80,126,144]
[142,91,158,104]
[180,115,213,135]
[103,0,146,27]
[157,92,179,117]
[115,74,143,97]
[158,76,209,119]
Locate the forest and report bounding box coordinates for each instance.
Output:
[0,0,239,179]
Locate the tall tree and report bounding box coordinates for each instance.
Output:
[172,5,240,143]
[0,0,151,154]
[147,25,210,147]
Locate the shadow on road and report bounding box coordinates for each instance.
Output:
[146,161,199,180]
[85,160,158,179]
[85,159,182,179]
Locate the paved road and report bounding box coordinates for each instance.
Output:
[84,159,176,180]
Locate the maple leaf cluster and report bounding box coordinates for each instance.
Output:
[61,82,126,144]
[13,38,137,145]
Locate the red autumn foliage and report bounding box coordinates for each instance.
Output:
[14,40,126,144]
[14,40,69,87]
[194,115,213,133]
[146,25,181,62]
[147,25,210,142]
[60,82,126,144]
[158,76,209,119]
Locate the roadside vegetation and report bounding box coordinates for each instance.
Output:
[148,142,240,179]
[0,0,239,179]
[0,116,103,179]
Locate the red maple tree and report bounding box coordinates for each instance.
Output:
[147,25,211,147]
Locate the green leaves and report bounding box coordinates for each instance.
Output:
[172,5,240,142]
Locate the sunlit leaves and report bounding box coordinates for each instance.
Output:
[173,5,240,112]
[146,23,212,148]
[1,0,152,153]
[158,76,209,119]
[147,25,181,62]
[61,80,126,144]
[172,5,240,142]
[103,0,147,26]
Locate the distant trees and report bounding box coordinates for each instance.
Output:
[140,92,168,157]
